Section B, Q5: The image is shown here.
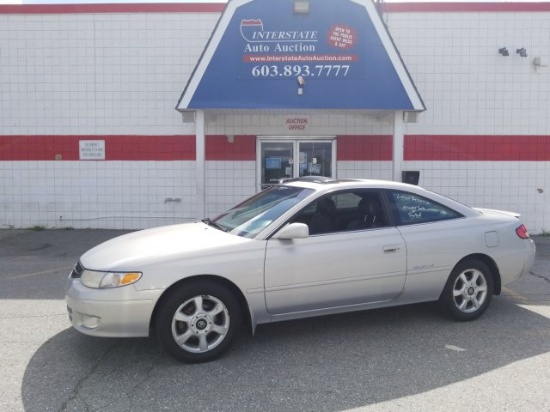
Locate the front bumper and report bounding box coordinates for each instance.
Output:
[65,278,163,338]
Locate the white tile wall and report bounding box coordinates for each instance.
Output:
[337,161,393,181]
[386,11,550,135]
[0,161,197,229]
[0,12,219,135]
[1,8,550,232]
[339,158,550,232]
[404,160,549,232]
[205,161,256,218]
[205,114,393,137]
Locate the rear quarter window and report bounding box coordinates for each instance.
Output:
[389,190,463,225]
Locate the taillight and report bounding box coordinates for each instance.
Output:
[516,224,530,239]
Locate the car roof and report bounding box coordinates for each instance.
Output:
[282,177,417,191]
[280,177,478,217]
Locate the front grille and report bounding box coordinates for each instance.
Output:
[70,261,84,278]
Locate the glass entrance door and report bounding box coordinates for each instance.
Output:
[260,142,294,188]
[298,141,333,178]
[258,139,335,190]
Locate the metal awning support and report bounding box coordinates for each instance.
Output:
[196,110,206,219]
[392,111,404,182]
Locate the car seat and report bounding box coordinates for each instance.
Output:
[347,196,384,230]
[308,198,336,235]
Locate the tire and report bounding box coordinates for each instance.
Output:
[155,280,241,363]
[439,259,494,321]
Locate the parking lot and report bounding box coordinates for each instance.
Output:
[0,229,549,412]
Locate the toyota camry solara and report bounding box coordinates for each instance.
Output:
[65,178,536,363]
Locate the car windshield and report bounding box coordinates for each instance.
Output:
[212,186,314,238]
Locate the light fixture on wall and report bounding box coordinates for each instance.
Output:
[498,47,509,56]
[297,76,305,95]
[533,57,548,71]
[533,57,547,66]
[294,0,309,14]
[403,112,418,123]
[516,48,528,57]
[181,111,195,123]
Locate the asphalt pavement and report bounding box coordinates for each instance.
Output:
[0,229,549,412]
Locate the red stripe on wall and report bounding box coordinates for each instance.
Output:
[108,135,195,160]
[383,2,550,13]
[3,134,550,162]
[2,2,548,15]
[337,135,393,161]
[205,135,256,161]
[405,135,550,161]
[0,3,226,15]
[0,135,196,161]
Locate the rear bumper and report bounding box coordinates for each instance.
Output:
[499,239,536,286]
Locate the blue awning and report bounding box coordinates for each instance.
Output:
[177,0,425,112]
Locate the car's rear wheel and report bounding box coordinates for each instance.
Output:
[440,259,494,321]
[155,281,241,363]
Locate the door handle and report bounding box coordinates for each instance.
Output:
[383,245,400,253]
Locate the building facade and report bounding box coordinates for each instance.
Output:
[0,1,549,231]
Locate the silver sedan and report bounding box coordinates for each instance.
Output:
[65,178,536,363]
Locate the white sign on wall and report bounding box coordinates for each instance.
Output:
[79,140,105,160]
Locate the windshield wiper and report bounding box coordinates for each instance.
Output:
[201,218,228,232]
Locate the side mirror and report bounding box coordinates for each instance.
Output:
[273,223,309,240]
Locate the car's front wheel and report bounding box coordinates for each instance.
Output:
[440,259,494,321]
[155,281,241,363]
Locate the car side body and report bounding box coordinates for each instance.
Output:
[65,179,536,362]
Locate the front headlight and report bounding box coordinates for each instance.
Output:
[80,269,142,289]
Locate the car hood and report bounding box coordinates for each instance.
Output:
[80,222,248,271]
